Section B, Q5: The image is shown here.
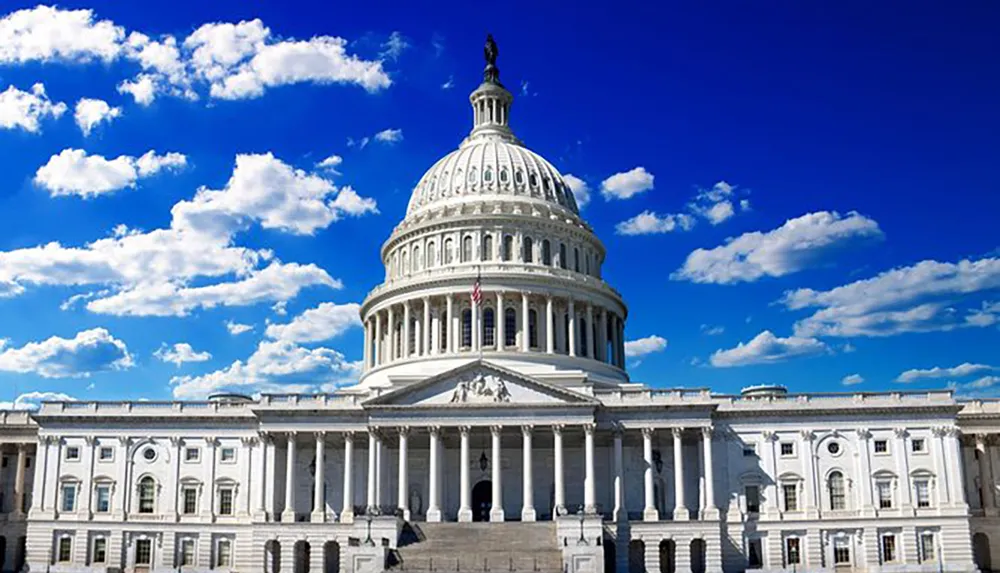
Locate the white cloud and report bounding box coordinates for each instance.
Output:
[623,335,668,358]
[963,376,1000,391]
[688,181,740,225]
[0,83,67,132]
[373,128,403,145]
[441,76,454,90]
[225,321,253,335]
[0,5,124,63]
[784,257,1000,338]
[379,31,409,61]
[841,373,864,386]
[0,328,133,378]
[562,174,590,209]
[34,148,187,198]
[709,330,828,367]
[0,391,76,410]
[700,324,725,336]
[73,97,121,136]
[615,211,696,236]
[154,342,212,366]
[896,362,996,383]
[264,302,361,343]
[316,154,343,172]
[117,73,157,105]
[600,167,654,200]
[673,211,883,284]
[170,340,360,398]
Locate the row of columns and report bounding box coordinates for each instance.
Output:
[0,444,30,516]
[362,293,626,371]
[276,425,715,523]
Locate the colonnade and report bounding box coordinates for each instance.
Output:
[362,293,626,372]
[274,425,716,524]
[0,444,30,516]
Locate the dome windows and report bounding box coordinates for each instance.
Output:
[515,170,524,185]
[482,235,494,261]
[529,173,538,188]
[462,236,473,262]
[523,237,534,263]
[484,167,493,183]
[501,235,513,261]
[541,240,552,266]
[469,167,478,183]
[500,168,509,184]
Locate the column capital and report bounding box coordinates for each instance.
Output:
[428,425,442,437]
[700,426,714,439]
[458,425,471,437]
[946,426,962,438]
[314,431,327,442]
[343,430,355,443]
[894,427,909,438]
[490,425,503,437]
[242,436,260,448]
[117,436,130,447]
[16,443,28,452]
[799,429,815,441]
[610,422,624,437]
[582,423,596,435]
[855,428,871,440]
[760,430,777,442]
[397,427,410,438]
[672,427,684,439]
[205,436,219,447]
[977,433,992,446]
[258,431,273,445]
[521,425,534,437]
[552,424,565,436]
[641,427,655,439]
[932,426,949,438]
[84,436,97,446]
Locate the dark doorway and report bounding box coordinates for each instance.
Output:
[974,532,992,572]
[472,480,492,522]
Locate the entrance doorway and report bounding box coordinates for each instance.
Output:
[472,480,492,521]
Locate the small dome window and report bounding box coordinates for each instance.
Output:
[515,170,524,185]
[529,173,538,188]
[484,167,493,183]
[500,168,509,183]
[142,447,156,462]
[469,167,477,182]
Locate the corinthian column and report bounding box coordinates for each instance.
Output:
[642,428,657,521]
[458,427,472,522]
[521,426,535,521]
[427,427,442,522]
[311,432,326,523]
[553,425,565,516]
[490,426,505,522]
[397,428,410,520]
[977,434,997,515]
[366,429,378,511]
[673,428,688,521]
[422,298,431,356]
[567,298,577,357]
[341,432,355,523]
[584,424,596,513]
[546,296,555,354]
[282,433,297,522]
[521,292,530,351]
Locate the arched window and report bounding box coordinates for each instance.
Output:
[401,251,409,276]
[529,173,538,188]
[462,236,473,262]
[444,238,454,264]
[515,170,524,185]
[523,237,534,263]
[574,247,580,272]
[409,319,417,356]
[482,235,493,261]
[412,246,420,273]
[504,308,517,347]
[138,476,156,514]
[462,310,472,348]
[829,471,846,510]
[528,309,539,348]
[427,242,436,268]
[394,322,402,358]
[559,243,567,269]
[391,253,398,278]
[483,308,495,347]
[502,236,513,262]
[542,240,552,266]
[500,169,509,183]
[440,316,448,352]
[484,167,493,183]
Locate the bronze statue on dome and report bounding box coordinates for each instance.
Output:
[484,34,500,83]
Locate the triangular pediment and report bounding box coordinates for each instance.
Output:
[364,361,598,408]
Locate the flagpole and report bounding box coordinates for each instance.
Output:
[477,265,484,363]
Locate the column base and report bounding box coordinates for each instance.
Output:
[399,508,411,521]
[672,507,689,521]
[458,508,473,522]
[281,510,297,523]
[642,507,659,522]
[341,510,355,524]
[311,511,326,523]
[521,507,536,522]
[490,507,505,522]
[426,508,442,522]
[700,506,720,520]
[252,510,267,522]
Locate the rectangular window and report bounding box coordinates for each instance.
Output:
[915,480,931,508]
[919,532,936,562]
[882,535,896,563]
[220,447,236,463]
[135,538,152,565]
[182,487,198,515]
[780,442,795,456]
[878,482,893,509]
[745,485,760,513]
[782,484,798,511]
[912,438,926,453]
[93,537,107,563]
[65,446,80,461]
[58,537,72,562]
[185,447,200,462]
[217,539,232,567]
[95,485,111,513]
[61,484,77,512]
[785,538,800,565]
[748,538,763,569]
[833,538,850,565]
[218,488,234,516]
[874,439,888,454]
[98,446,114,461]
[743,444,756,457]
[180,538,196,566]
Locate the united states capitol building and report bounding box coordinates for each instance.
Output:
[3,40,1000,573]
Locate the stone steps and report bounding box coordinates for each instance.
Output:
[389,522,562,572]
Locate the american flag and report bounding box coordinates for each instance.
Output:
[471,273,482,305]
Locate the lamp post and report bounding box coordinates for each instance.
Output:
[576,505,587,546]
[364,513,375,546]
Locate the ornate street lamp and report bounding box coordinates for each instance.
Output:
[479,452,489,472]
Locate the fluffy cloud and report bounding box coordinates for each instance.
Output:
[784,257,1000,338]
[171,152,376,236]
[379,32,409,61]
[841,373,864,386]
[170,340,361,398]
[225,321,253,335]
[0,328,133,378]
[316,154,343,172]
[562,174,590,209]
[154,342,212,366]
[0,83,67,132]
[616,211,696,236]
[374,128,403,144]
[74,97,121,136]
[623,335,668,358]
[896,362,996,383]
[34,148,187,198]
[0,391,76,410]
[600,167,654,200]
[673,211,883,284]
[265,302,361,343]
[1,7,391,105]
[709,330,828,367]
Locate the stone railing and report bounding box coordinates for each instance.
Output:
[257,394,364,409]
[0,410,34,426]
[38,401,256,416]
[720,390,955,411]
[595,387,714,405]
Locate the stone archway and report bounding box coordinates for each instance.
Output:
[628,540,644,573]
[658,539,675,573]
[264,540,280,573]
[472,480,492,522]
[690,539,706,573]
[974,532,992,572]
[294,540,310,573]
[324,540,340,573]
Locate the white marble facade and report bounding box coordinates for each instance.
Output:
[6,44,1000,573]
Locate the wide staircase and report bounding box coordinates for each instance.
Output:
[388,521,563,572]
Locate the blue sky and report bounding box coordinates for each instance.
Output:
[0,1,998,406]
